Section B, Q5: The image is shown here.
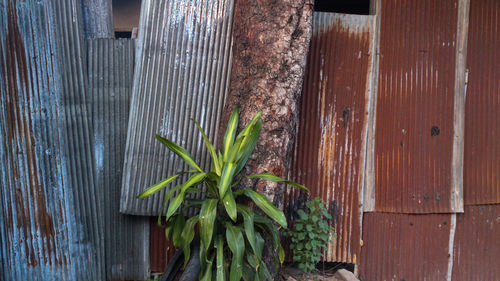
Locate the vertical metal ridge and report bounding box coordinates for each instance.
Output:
[359,213,452,281]
[88,38,150,280]
[373,0,459,213]
[288,12,375,263]
[463,0,499,205]
[52,0,104,279]
[120,0,235,215]
[451,205,500,281]
[80,0,114,39]
[0,0,103,279]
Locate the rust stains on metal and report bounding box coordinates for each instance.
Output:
[463,0,500,205]
[359,213,452,281]
[288,12,375,263]
[452,205,500,281]
[2,0,57,267]
[373,0,459,213]
[150,218,177,273]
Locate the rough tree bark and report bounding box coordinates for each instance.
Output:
[222,0,312,202]
[220,0,313,278]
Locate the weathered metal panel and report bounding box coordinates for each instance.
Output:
[452,205,500,281]
[51,0,105,278]
[463,0,500,205]
[80,0,114,38]
[0,0,103,280]
[88,38,150,280]
[372,0,460,213]
[120,0,235,215]
[359,213,453,281]
[287,12,375,263]
[150,218,177,273]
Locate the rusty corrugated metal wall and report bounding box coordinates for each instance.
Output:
[369,0,461,214]
[463,0,500,206]
[120,0,235,215]
[359,0,500,280]
[288,12,375,263]
[359,213,453,281]
[149,219,177,273]
[0,0,104,279]
[88,38,150,280]
[451,205,500,281]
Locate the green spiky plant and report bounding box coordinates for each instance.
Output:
[138,107,308,281]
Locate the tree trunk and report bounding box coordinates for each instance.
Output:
[220,0,313,278]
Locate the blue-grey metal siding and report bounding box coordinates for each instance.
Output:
[120,0,235,215]
[80,0,114,39]
[88,38,150,280]
[0,0,104,279]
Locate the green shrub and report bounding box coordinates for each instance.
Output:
[286,197,335,273]
[138,107,308,281]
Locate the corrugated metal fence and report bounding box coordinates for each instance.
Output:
[120,0,235,215]
[288,12,375,263]
[0,0,104,279]
[358,0,500,280]
[88,38,150,280]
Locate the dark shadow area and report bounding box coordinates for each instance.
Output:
[115,31,132,38]
[315,0,370,15]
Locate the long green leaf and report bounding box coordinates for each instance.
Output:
[155,134,203,172]
[157,184,183,227]
[237,205,257,256]
[199,199,218,251]
[199,246,214,281]
[181,215,198,267]
[242,189,287,228]
[242,263,256,281]
[254,214,283,265]
[218,162,237,198]
[236,111,262,140]
[137,172,183,198]
[254,233,272,281]
[226,225,245,281]
[222,189,237,221]
[216,236,225,281]
[165,216,175,240]
[226,136,244,163]
[247,172,309,191]
[166,173,206,220]
[235,120,261,174]
[172,214,186,248]
[223,107,239,161]
[193,119,221,175]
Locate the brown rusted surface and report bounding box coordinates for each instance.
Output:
[373,0,459,213]
[463,0,500,205]
[150,218,177,273]
[452,205,500,281]
[287,13,375,263]
[359,213,452,281]
[2,1,58,267]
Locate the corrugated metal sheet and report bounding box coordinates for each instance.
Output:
[371,0,460,213]
[51,0,104,278]
[120,0,235,215]
[452,205,500,281]
[150,218,177,273]
[463,0,500,205]
[359,213,453,281]
[80,0,115,38]
[287,12,375,263]
[0,0,103,280]
[88,38,150,280]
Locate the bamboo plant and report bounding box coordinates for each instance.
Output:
[138,107,308,281]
